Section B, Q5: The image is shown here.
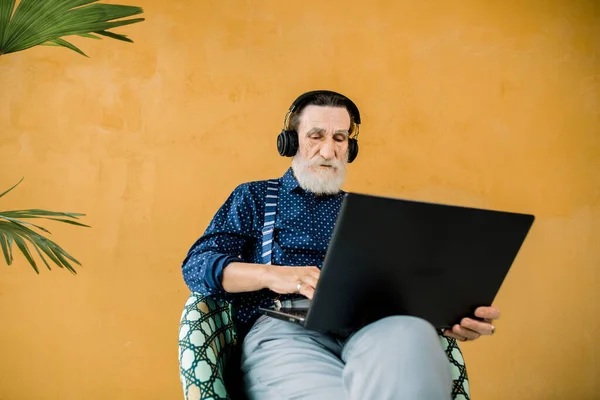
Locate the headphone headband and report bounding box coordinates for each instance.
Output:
[288,90,361,125]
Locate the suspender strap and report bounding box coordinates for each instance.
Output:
[261,180,279,265]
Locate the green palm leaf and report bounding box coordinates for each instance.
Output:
[0,179,89,274]
[0,0,144,56]
[47,37,88,57]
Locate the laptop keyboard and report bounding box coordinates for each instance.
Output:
[280,308,308,318]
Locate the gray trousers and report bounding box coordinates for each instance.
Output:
[240,311,453,399]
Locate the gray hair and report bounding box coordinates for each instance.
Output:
[288,92,356,134]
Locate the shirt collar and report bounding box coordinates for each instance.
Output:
[281,167,302,193]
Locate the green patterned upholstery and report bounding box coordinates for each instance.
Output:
[178,294,236,400]
[178,292,470,400]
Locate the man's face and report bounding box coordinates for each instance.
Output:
[291,105,351,195]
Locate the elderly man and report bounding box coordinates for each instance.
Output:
[181,90,499,399]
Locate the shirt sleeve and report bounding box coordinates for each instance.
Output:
[181,183,259,298]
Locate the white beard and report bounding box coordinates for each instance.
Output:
[291,154,347,195]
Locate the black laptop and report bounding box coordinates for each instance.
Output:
[259,192,534,332]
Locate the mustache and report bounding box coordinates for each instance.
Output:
[308,157,344,168]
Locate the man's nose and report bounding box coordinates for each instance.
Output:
[319,139,336,159]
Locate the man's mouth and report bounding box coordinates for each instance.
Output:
[316,165,336,171]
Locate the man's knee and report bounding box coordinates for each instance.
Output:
[376,315,436,333]
[360,316,438,347]
[342,317,452,399]
[341,315,443,364]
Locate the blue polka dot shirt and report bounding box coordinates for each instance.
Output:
[181,167,344,327]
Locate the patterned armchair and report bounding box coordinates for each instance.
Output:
[178,292,471,400]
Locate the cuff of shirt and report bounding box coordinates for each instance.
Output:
[207,253,242,293]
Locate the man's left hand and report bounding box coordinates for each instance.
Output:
[443,306,500,342]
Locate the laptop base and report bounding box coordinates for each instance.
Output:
[258,307,308,325]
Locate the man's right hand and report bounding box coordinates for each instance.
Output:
[262,265,321,299]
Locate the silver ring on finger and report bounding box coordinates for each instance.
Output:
[296,283,302,293]
[491,325,496,335]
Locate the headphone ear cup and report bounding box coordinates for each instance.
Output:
[348,138,359,163]
[277,130,299,157]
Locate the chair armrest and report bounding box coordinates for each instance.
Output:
[178,293,237,400]
[438,331,470,400]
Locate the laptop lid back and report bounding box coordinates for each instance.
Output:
[304,193,534,331]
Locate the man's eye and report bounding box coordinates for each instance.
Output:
[310,135,321,140]
[334,136,347,142]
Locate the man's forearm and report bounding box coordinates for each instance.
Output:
[221,262,270,293]
[222,262,320,299]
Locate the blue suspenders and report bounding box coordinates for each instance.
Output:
[261,179,279,265]
[261,179,280,307]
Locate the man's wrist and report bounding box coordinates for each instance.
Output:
[258,263,273,291]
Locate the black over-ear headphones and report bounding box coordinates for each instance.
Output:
[277,90,361,163]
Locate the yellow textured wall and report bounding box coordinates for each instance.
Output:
[1,0,598,399]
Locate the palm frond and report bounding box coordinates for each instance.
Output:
[1,209,87,219]
[0,0,144,56]
[0,0,16,52]
[78,32,101,40]
[11,231,38,273]
[95,30,132,43]
[1,210,89,227]
[0,219,83,274]
[0,176,23,199]
[0,215,52,233]
[0,179,88,274]
[0,231,12,265]
[49,37,88,57]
